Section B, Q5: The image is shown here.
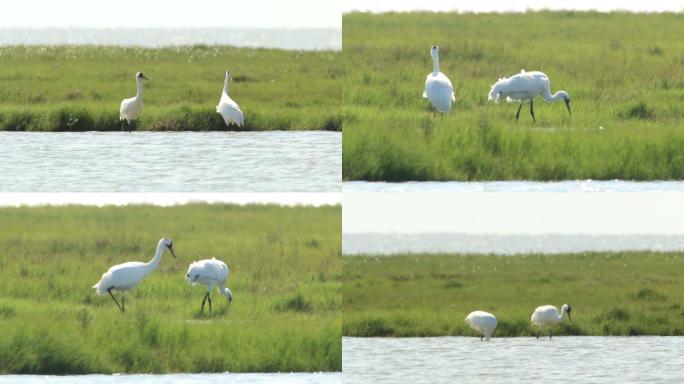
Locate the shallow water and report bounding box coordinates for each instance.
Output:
[343,337,683,383]
[0,373,341,384]
[0,28,341,51]
[0,131,340,192]
[344,180,684,193]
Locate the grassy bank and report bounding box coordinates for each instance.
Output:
[0,46,341,131]
[0,204,341,373]
[343,12,684,180]
[344,253,684,337]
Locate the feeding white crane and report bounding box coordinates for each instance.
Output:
[93,238,176,312]
[216,70,244,128]
[488,70,571,122]
[465,310,498,341]
[531,304,572,339]
[119,72,149,131]
[186,257,233,313]
[423,45,455,114]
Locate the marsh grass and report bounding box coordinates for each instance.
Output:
[0,204,341,373]
[0,46,341,131]
[342,12,684,180]
[344,253,684,337]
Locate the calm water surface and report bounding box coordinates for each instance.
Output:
[0,373,340,384]
[345,180,684,193]
[343,337,683,383]
[0,132,340,192]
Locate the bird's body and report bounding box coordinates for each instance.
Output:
[187,257,233,313]
[488,70,571,121]
[531,304,572,339]
[93,238,175,312]
[465,310,498,341]
[119,72,149,128]
[423,45,455,113]
[217,71,244,128]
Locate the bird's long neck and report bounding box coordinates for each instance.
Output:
[135,79,143,99]
[223,78,229,95]
[432,54,440,74]
[145,242,165,273]
[542,86,565,102]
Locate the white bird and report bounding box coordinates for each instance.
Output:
[465,310,498,341]
[186,257,233,313]
[531,304,572,339]
[216,70,244,129]
[93,238,176,312]
[488,70,571,122]
[423,45,455,114]
[119,72,149,130]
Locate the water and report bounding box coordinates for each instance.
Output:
[344,180,684,193]
[0,28,341,51]
[0,132,340,192]
[343,337,684,383]
[0,373,341,384]
[344,233,684,255]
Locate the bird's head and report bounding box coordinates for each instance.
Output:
[562,304,572,321]
[558,91,571,115]
[186,261,201,284]
[136,72,149,81]
[225,70,232,81]
[161,238,176,258]
[431,45,439,59]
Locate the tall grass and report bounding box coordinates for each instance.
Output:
[0,46,341,131]
[342,12,684,180]
[344,253,684,337]
[0,204,341,373]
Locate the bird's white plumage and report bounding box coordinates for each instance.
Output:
[465,310,498,340]
[531,304,571,337]
[93,238,175,311]
[119,72,148,124]
[423,45,455,113]
[186,257,233,301]
[217,71,244,128]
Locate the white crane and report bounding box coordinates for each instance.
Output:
[119,72,149,131]
[423,45,455,114]
[186,257,233,313]
[93,238,176,312]
[488,70,571,122]
[216,70,244,129]
[465,310,498,341]
[531,304,572,339]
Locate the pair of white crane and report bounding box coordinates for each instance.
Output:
[424,45,572,121]
[92,238,233,313]
[119,71,244,129]
[466,305,572,341]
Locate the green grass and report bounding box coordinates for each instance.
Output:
[0,45,341,131]
[0,204,341,373]
[344,253,684,337]
[342,11,684,180]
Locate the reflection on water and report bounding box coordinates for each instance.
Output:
[344,180,684,193]
[343,337,684,384]
[0,132,340,192]
[0,372,341,384]
[343,233,684,255]
[0,28,341,51]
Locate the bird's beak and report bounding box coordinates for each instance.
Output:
[568,312,572,322]
[565,99,571,116]
[167,245,176,259]
[142,75,150,81]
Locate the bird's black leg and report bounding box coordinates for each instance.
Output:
[536,330,540,340]
[549,329,552,339]
[201,292,209,313]
[530,99,536,123]
[122,294,125,312]
[480,335,483,341]
[515,102,523,121]
[208,294,212,313]
[108,288,124,313]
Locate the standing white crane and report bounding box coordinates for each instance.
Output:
[93,238,176,312]
[119,72,149,131]
[488,70,571,122]
[531,304,572,339]
[216,70,244,129]
[465,310,498,341]
[423,45,455,114]
[186,257,233,313]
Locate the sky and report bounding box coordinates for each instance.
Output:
[343,0,684,13]
[0,0,341,29]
